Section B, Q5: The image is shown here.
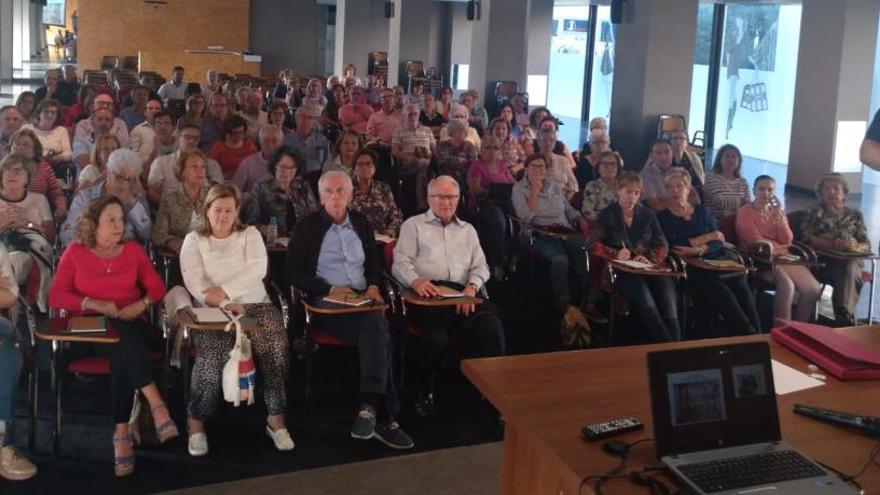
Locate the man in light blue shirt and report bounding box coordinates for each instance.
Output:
[282,105,330,174]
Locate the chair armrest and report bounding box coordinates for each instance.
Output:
[266,280,290,330]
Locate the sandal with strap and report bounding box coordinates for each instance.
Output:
[113,435,135,477]
[151,403,179,444]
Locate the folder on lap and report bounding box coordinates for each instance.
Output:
[770,320,880,380]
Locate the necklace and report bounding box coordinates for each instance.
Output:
[101,259,113,274]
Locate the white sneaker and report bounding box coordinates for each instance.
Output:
[188,432,208,457]
[265,426,295,451]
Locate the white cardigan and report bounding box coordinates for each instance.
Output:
[179,226,270,305]
[22,124,72,161]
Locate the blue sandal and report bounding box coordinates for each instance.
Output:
[113,434,135,477]
[151,403,179,444]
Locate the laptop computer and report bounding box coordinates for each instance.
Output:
[646,342,857,495]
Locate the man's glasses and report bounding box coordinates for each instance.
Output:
[112,173,139,184]
[429,194,459,201]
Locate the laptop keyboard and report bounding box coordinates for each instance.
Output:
[677,450,827,493]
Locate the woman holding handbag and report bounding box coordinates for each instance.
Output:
[179,184,292,457]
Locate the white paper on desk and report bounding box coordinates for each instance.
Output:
[616,260,655,270]
[771,360,825,395]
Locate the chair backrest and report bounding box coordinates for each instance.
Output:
[658,113,686,137]
[787,210,809,242]
[101,55,118,70]
[383,239,396,271]
[494,81,517,102]
[717,214,738,245]
[405,60,425,78]
[120,56,139,71]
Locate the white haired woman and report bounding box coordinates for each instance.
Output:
[59,148,151,246]
[801,173,872,326]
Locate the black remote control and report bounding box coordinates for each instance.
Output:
[582,417,644,441]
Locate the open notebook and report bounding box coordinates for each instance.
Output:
[187,307,232,323]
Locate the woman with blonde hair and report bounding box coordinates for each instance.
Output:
[78,132,121,190]
[179,184,293,456]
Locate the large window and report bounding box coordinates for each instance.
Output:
[587,6,614,125]
[547,4,590,121]
[687,3,802,166]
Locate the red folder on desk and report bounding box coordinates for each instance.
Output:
[771,320,880,380]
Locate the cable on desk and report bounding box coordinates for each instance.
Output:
[578,438,655,495]
[815,439,880,494]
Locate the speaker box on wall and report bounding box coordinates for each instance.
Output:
[384,1,395,18]
[467,0,481,21]
[610,0,624,24]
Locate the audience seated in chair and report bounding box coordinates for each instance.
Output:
[392,175,506,416]
[61,149,152,247]
[8,128,67,218]
[152,150,211,253]
[179,184,293,456]
[658,168,760,336]
[591,171,681,343]
[339,85,373,138]
[148,124,223,204]
[366,88,403,148]
[22,98,72,164]
[537,128,578,201]
[324,130,362,175]
[466,135,515,280]
[392,103,435,210]
[72,108,116,170]
[128,99,163,164]
[49,195,178,477]
[703,143,750,220]
[77,132,120,191]
[349,149,402,238]
[287,170,414,450]
[232,125,284,197]
[283,105,331,175]
[439,103,481,149]
[242,146,318,240]
[208,114,257,181]
[0,243,37,481]
[801,173,872,326]
[199,94,231,153]
[512,154,591,344]
[73,93,129,148]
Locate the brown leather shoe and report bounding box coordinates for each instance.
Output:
[0,445,37,481]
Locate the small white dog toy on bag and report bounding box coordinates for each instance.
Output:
[221,311,256,406]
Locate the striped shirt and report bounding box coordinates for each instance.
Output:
[703,172,751,220]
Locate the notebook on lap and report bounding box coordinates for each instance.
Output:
[646,342,856,495]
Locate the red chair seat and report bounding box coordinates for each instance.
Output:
[310,329,349,347]
[68,356,110,375]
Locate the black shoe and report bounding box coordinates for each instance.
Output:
[373,420,414,450]
[414,391,437,419]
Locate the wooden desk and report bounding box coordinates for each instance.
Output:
[813,250,879,322]
[36,318,121,456]
[463,327,880,494]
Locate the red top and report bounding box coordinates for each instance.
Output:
[49,241,166,316]
[209,139,258,180]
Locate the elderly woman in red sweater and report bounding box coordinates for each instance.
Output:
[49,195,178,477]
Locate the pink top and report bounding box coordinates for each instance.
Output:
[466,159,514,208]
[49,241,166,316]
[339,103,373,136]
[735,204,794,252]
[365,110,402,146]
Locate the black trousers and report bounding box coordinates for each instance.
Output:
[107,318,156,424]
[686,267,761,337]
[314,311,399,415]
[408,300,506,390]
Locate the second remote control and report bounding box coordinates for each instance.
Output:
[582,417,644,440]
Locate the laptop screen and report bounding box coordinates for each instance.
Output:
[647,342,782,458]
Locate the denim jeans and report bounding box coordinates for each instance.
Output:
[476,204,507,268]
[532,235,587,303]
[0,318,22,446]
[615,273,681,342]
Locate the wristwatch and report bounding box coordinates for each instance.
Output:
[142,297,151,308]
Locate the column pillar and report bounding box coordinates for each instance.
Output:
[0,0,13,80]
[526,0,553,103]
[608,0,698,169]
[388,0,434,87]
[469,0,530,111]
[788,0,880,194]
[334,0,384,78]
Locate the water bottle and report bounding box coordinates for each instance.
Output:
[266,216,278,246]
